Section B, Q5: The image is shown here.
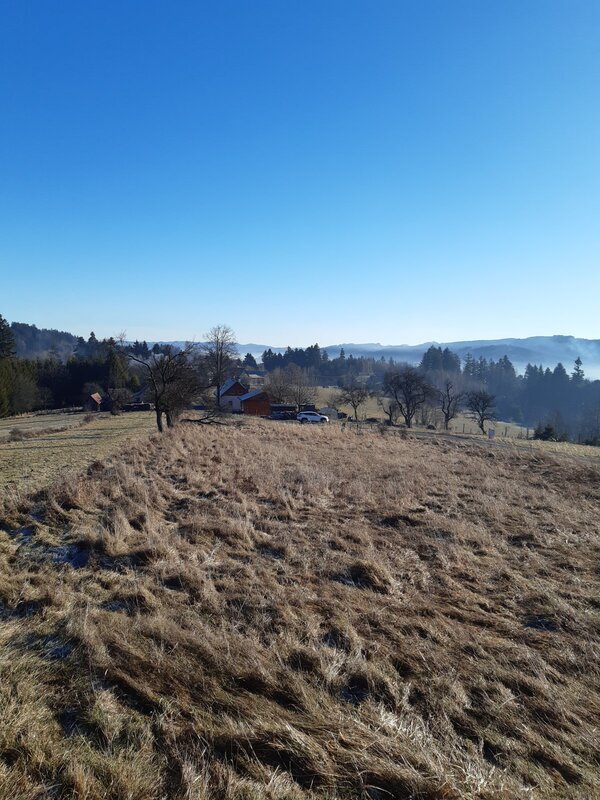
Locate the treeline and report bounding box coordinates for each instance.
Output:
[263,345,397,384]
[10,321,79,361]
[0,317,174,416]
[0,317,240,436]
[262,342,600,444]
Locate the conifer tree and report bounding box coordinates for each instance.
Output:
[0,316,16,416]
[0,314,16,360]
[0,383,9,418]
[572,356,584,384]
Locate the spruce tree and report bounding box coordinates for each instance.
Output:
[0,383,9,418]
[0,314,16,360]
[572,356,584,384]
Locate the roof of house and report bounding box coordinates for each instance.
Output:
[240,389,267,402]
[221,378,246,395]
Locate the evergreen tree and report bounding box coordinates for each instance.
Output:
[572,356,584,384]
[553,362,568,383]
[420,345,443,373]
[305,343,322,370]
[0,316,16,416]
[463,353,476,378]
[74,336,87,357]
[262,348,278,370]
[0,382,9,418]
[441,347,461,373]
[0,314,16,359]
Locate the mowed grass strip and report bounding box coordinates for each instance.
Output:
[0,410,87,440]
[0,419,599,799]
[0,411,155,496]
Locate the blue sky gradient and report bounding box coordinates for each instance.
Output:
[1,1,599,345]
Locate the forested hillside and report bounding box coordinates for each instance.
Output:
[11,322,78,361]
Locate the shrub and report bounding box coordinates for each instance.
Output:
[533,424,556,441]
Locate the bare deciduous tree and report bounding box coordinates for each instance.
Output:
[264,364,316,407]
[437,378,466,431]
[201,325,238,407]
[283,364,317,408]
[264,367,289,404]
[335,375,371,420]
[579,400,600,444]
[128,344,205,432]
[466,390,496,434]
[417,399,439,428]
[383,367,434,428]
[376,395,401,426]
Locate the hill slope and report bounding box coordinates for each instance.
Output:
[11,321,79,361]
[0,421,598,798]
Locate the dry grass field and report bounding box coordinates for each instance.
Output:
[315,387,600,461]
[0,410,87,441]
[0,412,155,496]
[0,419,599,799]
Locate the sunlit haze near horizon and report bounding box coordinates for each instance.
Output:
[1,1,599,346]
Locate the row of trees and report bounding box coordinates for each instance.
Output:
[258,359,497,433]
[336,368,496,433]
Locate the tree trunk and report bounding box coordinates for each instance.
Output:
[166,411,174,428]
[155,407,164,432]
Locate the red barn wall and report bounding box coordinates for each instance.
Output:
[242,394,271,416]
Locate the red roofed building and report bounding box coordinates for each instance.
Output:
[240,390,271,416]
[219,378,249,412]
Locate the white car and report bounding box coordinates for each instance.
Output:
[297,411,329,424]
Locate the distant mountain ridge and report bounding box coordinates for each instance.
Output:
[321,337,600,377]
[321,336,600,373]
[166,335,600,378]
[9,322,600,377]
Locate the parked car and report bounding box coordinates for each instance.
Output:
[270,410,296,420]
[297,411,329,424]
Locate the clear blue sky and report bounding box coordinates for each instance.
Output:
[1,1,599,345]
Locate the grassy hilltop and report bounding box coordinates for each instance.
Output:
[0,419,599,799]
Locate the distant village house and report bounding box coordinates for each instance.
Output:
[219,378,249,413]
